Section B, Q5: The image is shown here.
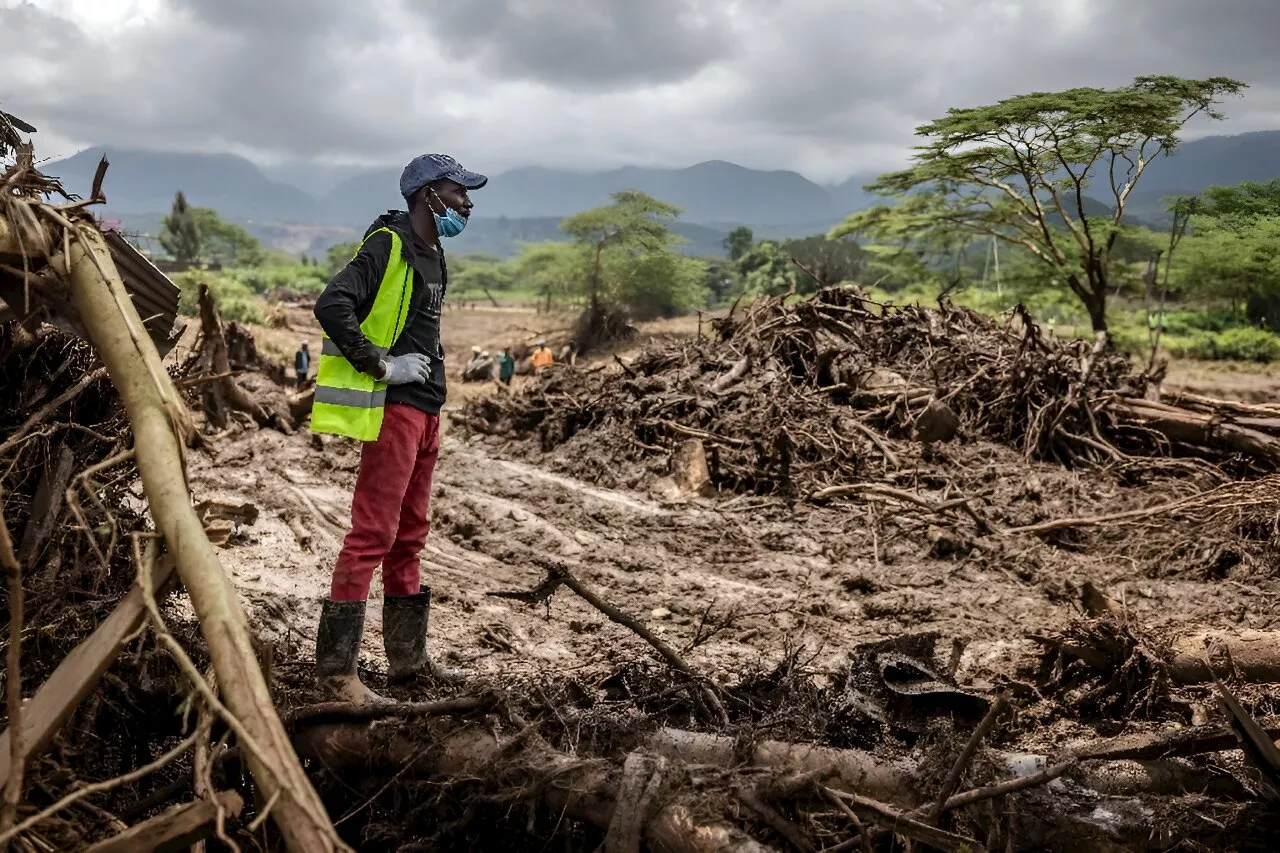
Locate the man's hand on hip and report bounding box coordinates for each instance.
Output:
[379,353,433,385]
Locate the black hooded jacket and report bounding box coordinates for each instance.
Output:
[313,211,448,415]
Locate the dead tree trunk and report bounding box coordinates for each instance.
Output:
[292,722,778,853]
[195,284,271,430]
[65,224,341,852]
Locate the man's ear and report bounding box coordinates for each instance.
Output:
[427,186,446,213]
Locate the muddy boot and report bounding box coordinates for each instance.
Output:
[315,599,386,704]
[384,586,461,685]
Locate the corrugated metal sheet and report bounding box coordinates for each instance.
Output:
[103,229,184,357]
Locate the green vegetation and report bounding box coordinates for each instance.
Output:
[159,191,269,267]
[559,190,707,322]
[170,269,264,325]
[158,191,201,265]
[833,75,1246,335]
[816,75,1280,363]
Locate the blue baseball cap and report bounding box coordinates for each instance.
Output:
[399,153,487,200]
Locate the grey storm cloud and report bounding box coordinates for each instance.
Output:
[413,0,741,90]
[2,0,1279,180]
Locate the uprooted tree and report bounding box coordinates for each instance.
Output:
[832,75,1247,339]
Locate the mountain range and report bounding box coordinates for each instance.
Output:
[37,130,1280,258]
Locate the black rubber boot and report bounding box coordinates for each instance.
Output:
[384,586,461,685]
[315,599,385,704]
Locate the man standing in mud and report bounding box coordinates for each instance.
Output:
[309,154,487,703]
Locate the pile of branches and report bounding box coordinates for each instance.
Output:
[460,286,1280,497]
[2,140,346,849]
[0,325,208,848]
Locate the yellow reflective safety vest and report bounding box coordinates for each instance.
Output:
[310,228,413,441]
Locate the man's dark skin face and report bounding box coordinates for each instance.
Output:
[409,179,473,245]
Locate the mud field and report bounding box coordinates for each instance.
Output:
[4,289,1280,852]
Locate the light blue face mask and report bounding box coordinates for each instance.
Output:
[428,189,468,238]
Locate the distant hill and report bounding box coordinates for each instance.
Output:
[43,146,315,222]
[40,130,1280,256]
[316,160,847,226]
[100,212,730,261]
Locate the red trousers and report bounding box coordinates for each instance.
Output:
[331,403,440,601]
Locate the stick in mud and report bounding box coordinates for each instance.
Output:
[489,560,730,726]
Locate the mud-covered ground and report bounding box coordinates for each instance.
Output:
[186,305,1278,745]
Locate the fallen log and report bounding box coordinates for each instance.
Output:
[65,222,341,851]
[286,713,1254,852]
[708,353,752,395]
[646,728,917,807]
[1114,397,1280,466]
[1169,630,1280,684]
[646,728,1248,804]
[288,387,315,425]
[292,722,778,853]
[83,790,243,853]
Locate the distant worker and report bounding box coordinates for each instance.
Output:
[463,344,483,378]
[294,342,310,388]
[531,339,555,372]
[558,339,578,368]
[497,347,515,385]
[310,152,487,704]
[463,348,496,381]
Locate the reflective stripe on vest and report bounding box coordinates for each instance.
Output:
[309,228,414,441]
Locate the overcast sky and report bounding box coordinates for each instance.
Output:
[3,0,1279,182]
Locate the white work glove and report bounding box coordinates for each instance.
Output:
[379,352,432,385]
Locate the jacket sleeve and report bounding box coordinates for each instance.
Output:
[313,232,391,377]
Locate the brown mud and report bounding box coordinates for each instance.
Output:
[4,291,1280,851]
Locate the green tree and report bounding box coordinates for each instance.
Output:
[451,254,515,304]
[723,225,754,261]
[735,240,793,295]
[560,190,708,328]
[189,207,266,267]
[324,241,360,276]
[158,191,202,265]
[1171,189,1280,327]
[509,241,586,311]
[1199,177,1280,219]
[832,75,1246,337]
[702,257,739,305]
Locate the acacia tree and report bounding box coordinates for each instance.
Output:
[510,241,584,312]
[560,190,706,343]
[832,75,1246,338]
[159,190,202,265]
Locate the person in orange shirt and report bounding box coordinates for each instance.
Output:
[530,339,555,372]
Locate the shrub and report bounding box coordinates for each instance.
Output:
[1164,327,1280,362]
[171,271,264,325]
[229,264,328,295]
